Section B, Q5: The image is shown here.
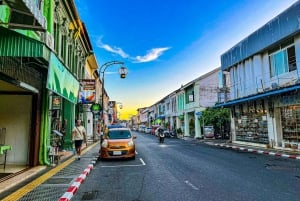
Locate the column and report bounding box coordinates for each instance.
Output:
[184,112,189,137]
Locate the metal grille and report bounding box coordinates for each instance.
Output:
[0,56,43,90]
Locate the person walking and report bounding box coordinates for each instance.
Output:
[72,119,87,160]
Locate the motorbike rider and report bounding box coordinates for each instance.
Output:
[158,126,165,143]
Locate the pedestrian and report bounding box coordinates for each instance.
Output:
[72,119,87,160]
[60,119,67,150]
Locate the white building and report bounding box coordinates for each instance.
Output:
[217,1,300,150]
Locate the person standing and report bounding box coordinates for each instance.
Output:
[72,119,87,160]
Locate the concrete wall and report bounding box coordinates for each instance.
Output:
[0,95,31,165]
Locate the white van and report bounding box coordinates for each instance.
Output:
[204,126,214,138]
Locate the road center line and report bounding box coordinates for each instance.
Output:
[184,180,199,190]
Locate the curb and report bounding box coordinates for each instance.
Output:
[212,143,300,160]
[58,163,94,201]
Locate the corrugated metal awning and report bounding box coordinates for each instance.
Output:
[215,84,300,108]
[0,26,49,60]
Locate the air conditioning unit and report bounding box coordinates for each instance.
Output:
[271,82,278,89]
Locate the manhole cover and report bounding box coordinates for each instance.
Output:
[82,191,98,200]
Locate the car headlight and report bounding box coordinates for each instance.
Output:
[101,140,108,148]
[128,140,134,147]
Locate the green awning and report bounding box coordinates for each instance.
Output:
[0,27,49,60]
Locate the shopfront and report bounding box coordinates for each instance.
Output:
[234,100,269,144]
[279,91,300,149]
[46,53,80,159]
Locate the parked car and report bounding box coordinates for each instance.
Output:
[100,128,136,160]
[145,127,152,134]
[138,125,146,132]
[204,126,215,138]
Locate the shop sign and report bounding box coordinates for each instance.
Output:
[79,79,96,104]
[52,96,61,110]
[90,103,101,113]
[47,53,80,104]
[280,93,300,106]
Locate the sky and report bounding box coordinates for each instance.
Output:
[74,0,298,120]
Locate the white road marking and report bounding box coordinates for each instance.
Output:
[184,180,199,190]
[140,158,146,165]
[101,158,146,168]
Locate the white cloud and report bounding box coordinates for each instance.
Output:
[96,37,129,58]
[96,36,171,63]
[133,47,171,63]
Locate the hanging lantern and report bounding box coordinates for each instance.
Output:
[119,66,128,78]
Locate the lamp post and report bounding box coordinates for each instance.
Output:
[97,61,128,128]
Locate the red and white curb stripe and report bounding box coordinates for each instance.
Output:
[58,164,94,201]
[212,143,300,160]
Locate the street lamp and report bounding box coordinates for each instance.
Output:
[97,61,128,127]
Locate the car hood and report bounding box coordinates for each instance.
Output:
[107,138,132,143]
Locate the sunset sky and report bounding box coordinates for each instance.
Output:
[74,0,298,119]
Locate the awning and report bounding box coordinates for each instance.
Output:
[215,84,300,107]
[156,115,165,119]
[0,26,49,60]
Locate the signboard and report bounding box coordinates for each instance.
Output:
[79,79,96,104]
[195,111,202,117]
[46,53,80,104]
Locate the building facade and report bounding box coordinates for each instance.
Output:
[0,0,94,169]
[217,1,300,150]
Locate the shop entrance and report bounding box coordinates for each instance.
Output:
[0,94,32,175]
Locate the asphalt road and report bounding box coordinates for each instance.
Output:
[72,132,300,201]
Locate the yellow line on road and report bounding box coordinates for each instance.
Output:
[2,142,99,201]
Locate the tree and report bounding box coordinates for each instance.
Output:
[201,107,230,133]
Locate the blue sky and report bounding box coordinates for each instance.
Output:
[74,0,298,119]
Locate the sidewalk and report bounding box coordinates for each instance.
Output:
[0,140,99,200]
[180,137,300,160]
[203,139,300,160]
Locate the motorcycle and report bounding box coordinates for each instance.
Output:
[158,129,165,143]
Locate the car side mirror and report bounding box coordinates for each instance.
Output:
[133,135,137,139]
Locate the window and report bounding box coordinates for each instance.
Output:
[185,85,194,103]
[269,40,296,77]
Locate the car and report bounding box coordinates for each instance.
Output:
[138,125,146,132]
[204,126,215,138]
[107,124,125,129]
[100,128,136,160]
[145,127,152,133]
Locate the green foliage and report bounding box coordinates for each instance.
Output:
[200,108,230,130]
[176,128,182,134]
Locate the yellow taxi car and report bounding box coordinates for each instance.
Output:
[100,127,136,160]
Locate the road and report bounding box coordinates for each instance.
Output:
[72,131,300,201]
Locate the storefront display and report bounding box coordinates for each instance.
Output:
[281,106,300,143]
[234,101,269,144]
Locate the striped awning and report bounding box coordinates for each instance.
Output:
[0,27,49,60]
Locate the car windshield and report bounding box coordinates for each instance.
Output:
[108,124,124,129]
[108,130,132,139]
